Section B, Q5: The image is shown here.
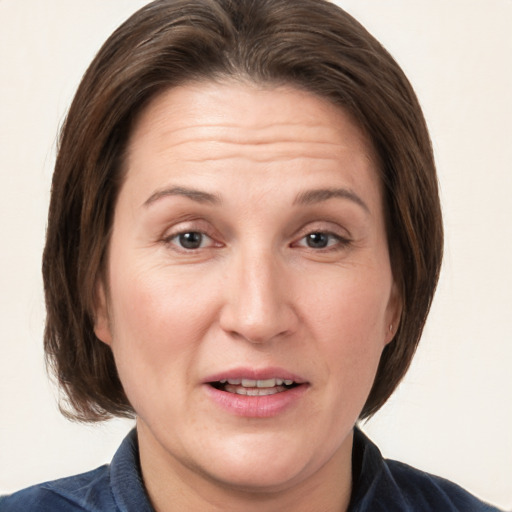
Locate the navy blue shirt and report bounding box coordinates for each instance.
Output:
[1,428,502,511]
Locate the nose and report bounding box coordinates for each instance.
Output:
[219,247,298,344]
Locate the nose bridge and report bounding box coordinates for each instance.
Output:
[220,240,295,343]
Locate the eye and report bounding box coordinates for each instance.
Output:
[166,231,213,250]
[305,232,332,249]
[296,231,349,250]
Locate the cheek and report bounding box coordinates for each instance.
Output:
[110,258,216,341]
[301,270,390,387]
[105,263,220,405]
[305,269,390,342]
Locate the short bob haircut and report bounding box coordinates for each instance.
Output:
[43,0,443,422]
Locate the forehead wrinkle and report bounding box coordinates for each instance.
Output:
[146,140,353,165]
[154,136,343,160]
[132,127,370,165]
[132,115,352,146]
[164,136,342,147]
[148,136,342,152]
[181,152,342,164]
[130,126,359,165]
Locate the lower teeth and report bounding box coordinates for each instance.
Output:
[224,384,287,396]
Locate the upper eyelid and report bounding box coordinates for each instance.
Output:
[164,229,214,243]
[293,220,352,240]
[165,229,210,239]
[303,231,347,240]
[162,218,215,238]
[164,227,209,238]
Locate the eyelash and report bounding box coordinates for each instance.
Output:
[163,231,217,251]
[294,231,351,251]
[163,229,351,252]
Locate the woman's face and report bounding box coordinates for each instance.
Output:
[95,82,400,494]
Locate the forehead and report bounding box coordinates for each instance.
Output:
[126,80,376,163]
[120,80,382,215]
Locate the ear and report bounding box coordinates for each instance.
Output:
[384,280,402,345]
[93,279,113,346]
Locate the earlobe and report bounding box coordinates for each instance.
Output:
[93,280,113,346]
[385,322,397,345]
[385,281,402,345]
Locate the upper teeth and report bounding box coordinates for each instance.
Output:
[219,378,294,388]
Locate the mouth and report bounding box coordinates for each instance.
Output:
[203,368,309,417]
[209,377,300,396]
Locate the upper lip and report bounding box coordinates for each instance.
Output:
[203,367,308,384]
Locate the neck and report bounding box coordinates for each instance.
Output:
[137,422,353,512]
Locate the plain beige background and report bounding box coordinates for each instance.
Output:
[0,1,511,509]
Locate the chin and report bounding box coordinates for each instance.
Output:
[202,460,308,494]
[190,431,326,493]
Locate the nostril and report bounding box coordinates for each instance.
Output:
[226,326,293,345]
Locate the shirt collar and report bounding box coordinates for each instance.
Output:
[110,428,154,512]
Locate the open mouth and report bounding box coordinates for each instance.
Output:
[210,378,300,396]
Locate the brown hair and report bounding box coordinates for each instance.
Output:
[43,0,443,421]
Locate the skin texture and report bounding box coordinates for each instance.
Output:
[94,82,401,512]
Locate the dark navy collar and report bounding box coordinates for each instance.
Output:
[109,428,154,512]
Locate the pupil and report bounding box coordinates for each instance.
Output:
[179,232,202,249]
[307,232,328,248]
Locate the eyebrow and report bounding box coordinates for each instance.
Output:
[293,187,370,213]
[143,185,369,213]
[143,186,221,207]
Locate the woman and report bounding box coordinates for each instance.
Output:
[0,0,503,510]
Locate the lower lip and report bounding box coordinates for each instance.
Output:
[204,384,309,418]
